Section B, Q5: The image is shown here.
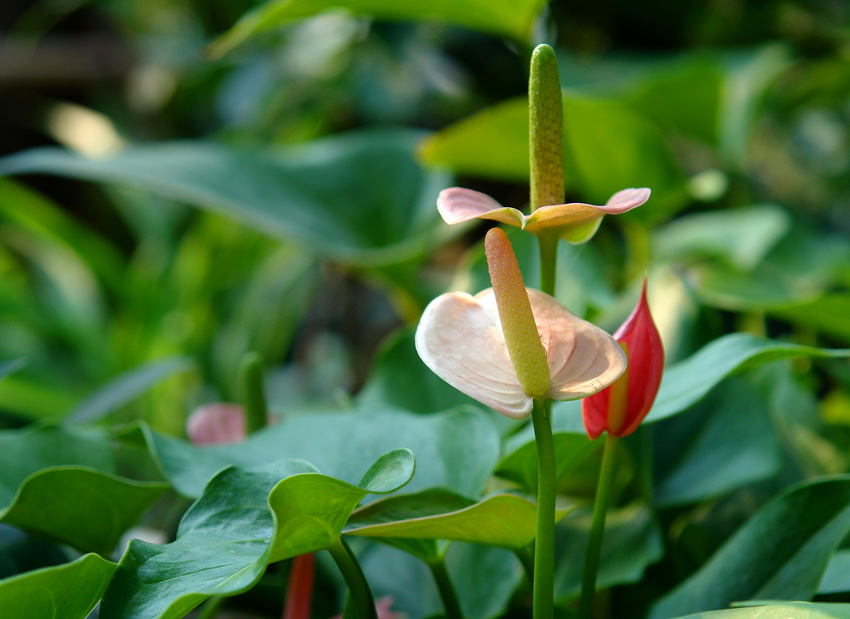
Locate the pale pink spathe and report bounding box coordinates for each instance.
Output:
[415,288,627,419]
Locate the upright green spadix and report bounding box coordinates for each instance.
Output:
[485,228,550,398]
[529,44,565,213]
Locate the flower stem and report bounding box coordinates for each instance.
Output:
[579,433,619,619]
[238,351,268,434]
[531,399,556,619]
[327,538,378,619]
[428,557,465,619]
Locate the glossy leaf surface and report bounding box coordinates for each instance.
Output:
[0,554,116,619]
[102,451,414,619]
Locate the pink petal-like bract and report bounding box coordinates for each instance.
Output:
[581,280,664,440]
[185,403,247,445]
[415,288,627,419]
[437,187,525,227]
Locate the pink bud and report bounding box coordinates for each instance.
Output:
[582,280,664,440]
[185,403,247,445]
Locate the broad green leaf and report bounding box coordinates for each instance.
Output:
[66,357,196,423]
[0,553,116,619]
[654,204,791,271]
[420,94,687,221]
[0,359,24,381]
[547,334,850,431]
[653,375,782,507]
[0,525,70,580]
[136,406,499,499]
[360,541,523,619]
[0,425,165,553]
[0,130,452,267]
[211,0,547,57]
[0,425,116,506]
[768,294,850,343]
[346,488,561,549]
[672,602,850,618]
[554,503,662,601]
[649,476,850,618]
[496,416,598,492]
[819,549,850,594]
[0,467,167,555]
[101,452,414,619]
[357,328,480,414]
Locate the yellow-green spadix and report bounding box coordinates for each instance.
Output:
[415,229,627,419]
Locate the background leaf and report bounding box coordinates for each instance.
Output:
[211,0,548,56]
[137,406,500,498]
[650,476,850,618]
[0,130,452,267]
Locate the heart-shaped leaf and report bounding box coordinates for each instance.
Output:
[0,425,166,554]
[101,451,414,619]
[0,553,116,619]
[345,488,565,554]
[649,476,850,618]
[0,130,452,267]
[135,406,499,499]
[1,467,167,555]
[210,0,548,57]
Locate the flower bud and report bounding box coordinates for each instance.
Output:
[582,280,664,439]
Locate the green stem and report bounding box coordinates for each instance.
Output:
[531,399,556,619]
[327,538,378,619]
[579,434,619,619]
[428,557,464,619]
[537,231,558,297]
[238,351,268,434]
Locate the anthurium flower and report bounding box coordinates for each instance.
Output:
[582,280,664,440]
[416,229,627,419]
[437,187,651,244]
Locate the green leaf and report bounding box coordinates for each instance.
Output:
[420,94,687,221]
[101,452,414,619]
[0,553,116,619]
[671,602,850,618]
[653,375,782,507]
[0,359,24,381]
[137,406,499,499]
[0,425,165,554]
[647,335,850,425]
[554,503,662,601]
[210,0,547,57]
[546,334,850,433]
[654,204,791,271]
[768,294,850,343]
[0,130,452,267]
[819,549,850,595]
[649,476,850,618]
[66,357,196,423]
[345,488,561,549]
[0,467,167,555]
[0,525,70,580]
[357,328,481,414]
[496,416,598,492]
